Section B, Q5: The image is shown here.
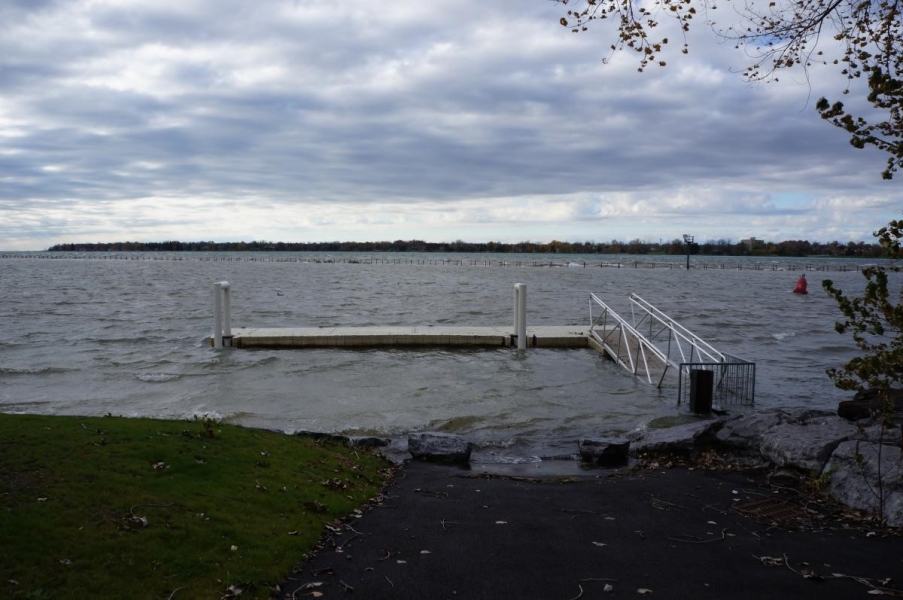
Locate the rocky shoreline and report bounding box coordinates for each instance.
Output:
[393,407,903,528]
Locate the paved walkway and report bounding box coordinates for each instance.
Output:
[280,461,902,599]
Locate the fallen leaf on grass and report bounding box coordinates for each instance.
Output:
[133,516,148,527]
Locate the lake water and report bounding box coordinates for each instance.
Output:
[0,251,894,464]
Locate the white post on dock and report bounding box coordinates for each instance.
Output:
[212,281,232,349]
[513,283,527,350]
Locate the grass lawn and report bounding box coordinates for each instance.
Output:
[0,413,394,600]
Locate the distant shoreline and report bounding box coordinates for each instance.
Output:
[44,239,890,259]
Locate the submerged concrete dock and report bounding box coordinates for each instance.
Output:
[228,325,602,349]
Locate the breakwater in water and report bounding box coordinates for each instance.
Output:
[0,251,885,272]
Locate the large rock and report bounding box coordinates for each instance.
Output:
[579,438,630,467]
[856,421,903,447]
[715,409,789,452]
[759,413,860,472]
[407,432,473,464]
[825,439,903,528]
[630,419,723,457]
[838,388,903,421]
[782,408,837,424]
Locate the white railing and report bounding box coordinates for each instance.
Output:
[589,293,670,386]
[212,281,232,349]
[590,292,755,405]
[627,293,724,365]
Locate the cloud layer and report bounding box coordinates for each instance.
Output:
[1,0,899,250]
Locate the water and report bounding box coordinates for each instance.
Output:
[0,252,893,463]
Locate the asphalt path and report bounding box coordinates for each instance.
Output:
[281,461,902,599]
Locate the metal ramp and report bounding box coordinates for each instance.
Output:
[589,293,755,407]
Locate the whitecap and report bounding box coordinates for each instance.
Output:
[136,373,181,383]
[772,332,796,341]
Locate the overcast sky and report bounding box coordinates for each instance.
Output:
[1,0,899,250]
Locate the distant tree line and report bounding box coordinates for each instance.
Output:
[45,238,891,257]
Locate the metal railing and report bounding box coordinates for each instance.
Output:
[628,293,723,364]
[589,293,671,386]
[678,360,756,408]
[590,293,756,404]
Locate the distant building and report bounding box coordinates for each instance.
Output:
[741,237,765,252]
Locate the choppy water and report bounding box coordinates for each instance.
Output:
[0,252,894,463]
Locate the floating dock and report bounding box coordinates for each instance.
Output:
[209,282,754,409]
[228,325,603,349]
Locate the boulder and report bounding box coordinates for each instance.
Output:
[408,432,472,464]
[579,438,630,467]
[759,415,859,473]
[825,439,903,528]
[630,419,723,457]
[856,421,903,447]
[838,388,903,421]
[782,408,837,424]
[714,409,789,452]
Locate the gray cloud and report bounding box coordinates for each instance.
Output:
[0,0,899,249]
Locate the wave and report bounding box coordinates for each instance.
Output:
[771,331,797,341]
[0,366,73,375]
[136,373,181,383]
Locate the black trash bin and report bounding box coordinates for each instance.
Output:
[689,369,714,414]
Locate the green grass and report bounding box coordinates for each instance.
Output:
[0,413,394,600]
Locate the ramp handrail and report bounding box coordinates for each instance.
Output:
[589,293,671,386]
[627,293,724,365]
